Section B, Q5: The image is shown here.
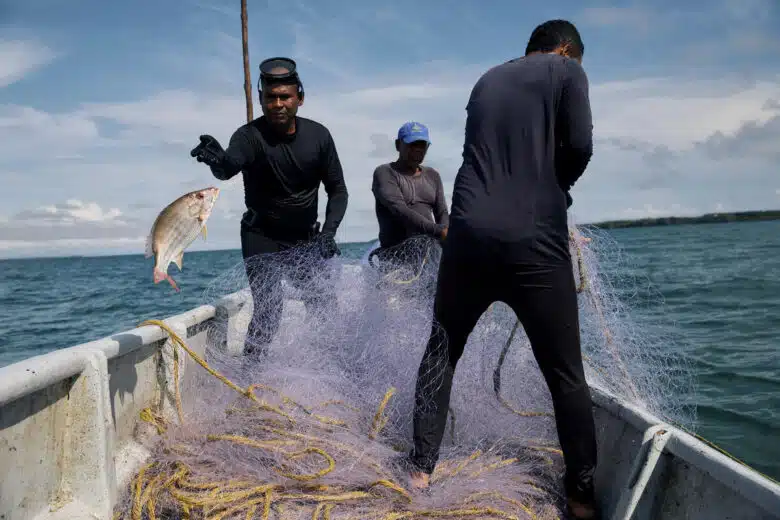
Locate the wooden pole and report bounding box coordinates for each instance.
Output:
[241,0,253,123]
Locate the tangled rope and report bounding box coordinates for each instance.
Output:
[115,320,565,520]
[114,226,775,520]
[368,236,437,287]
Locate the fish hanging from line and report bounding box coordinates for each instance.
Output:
[144,187,220,292]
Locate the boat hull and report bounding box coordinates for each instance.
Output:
[0,268,778,520]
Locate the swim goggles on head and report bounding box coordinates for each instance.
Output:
[257,57,304,97]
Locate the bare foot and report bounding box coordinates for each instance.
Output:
[567,497,597,519]
[409,471,430,490]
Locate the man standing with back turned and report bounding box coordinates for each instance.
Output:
[406,21,599,519]
[190,57,348,356]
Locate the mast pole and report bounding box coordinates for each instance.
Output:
[240,0,253,123]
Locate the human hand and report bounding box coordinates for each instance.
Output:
[190,135,225,166]
[317,232,341,259]
[440,226,448,241]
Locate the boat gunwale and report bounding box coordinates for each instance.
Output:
[1,286,779,518]
[589,383,780,512]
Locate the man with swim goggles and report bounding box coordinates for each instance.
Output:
[191,57,349,356]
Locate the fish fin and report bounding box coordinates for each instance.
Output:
[144,231,155,259]
[153,267,167,284]
[201,225,208,240]
[173,251,184,271]
[153,267,180,292]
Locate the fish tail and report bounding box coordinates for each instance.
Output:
[153,267,180,292]
[167,275,180,292]
[153,267,167,284]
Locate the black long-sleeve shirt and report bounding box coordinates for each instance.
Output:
[372,163,449,248]
[208,116,349,237]
[447,53,593,264]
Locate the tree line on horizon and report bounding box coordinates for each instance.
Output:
[585,209,780,229]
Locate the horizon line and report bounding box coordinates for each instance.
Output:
[2,208,779,261]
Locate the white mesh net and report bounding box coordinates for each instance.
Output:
[115,224,695,519]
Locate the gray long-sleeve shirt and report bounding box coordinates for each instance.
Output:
[372,163,450,248]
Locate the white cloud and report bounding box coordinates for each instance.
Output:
[591,77,780,149]
[1,36,779,257]
[0,39,56,88]
[0,200,137,242]
[78,91,241,146]
[0,105,100,162]
[12,199,124,225]
[695,113,780,160]
[0,197,234,258]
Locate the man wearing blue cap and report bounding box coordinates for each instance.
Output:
[369,122,449,281]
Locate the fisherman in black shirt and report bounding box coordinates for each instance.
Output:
[191,57,348,356]
[406,21,599,519]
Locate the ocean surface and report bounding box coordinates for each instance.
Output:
[1,220,778,482]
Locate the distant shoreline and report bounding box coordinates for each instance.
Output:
[585,210,780,230]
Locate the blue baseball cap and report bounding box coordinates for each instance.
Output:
[397,121,431,144]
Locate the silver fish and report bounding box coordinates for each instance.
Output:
[144,187,220,291]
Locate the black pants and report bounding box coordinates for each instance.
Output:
[410,250,597,496]
[240,225,335,355]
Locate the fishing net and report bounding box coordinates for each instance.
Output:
[115,226,695,519]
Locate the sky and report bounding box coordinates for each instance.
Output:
[0,0,779,258]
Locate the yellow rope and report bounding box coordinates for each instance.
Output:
[463,492,538,520]
[469,458,518,478]
[568,231,638,398]
[370,479,412,502]
[379,241,433,286]
[139,319,295,424]
[125,290,780,519]
[121,321,553,519]
[369,387,396,440]
[139,407,167,434]
[383,507,519,519]
[385,256,427,285]
[496,396,553,419]
[276,447,337,482]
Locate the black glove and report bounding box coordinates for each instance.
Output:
[565,191,573,209]
[190,135,225,167]
[316,232,340,259]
